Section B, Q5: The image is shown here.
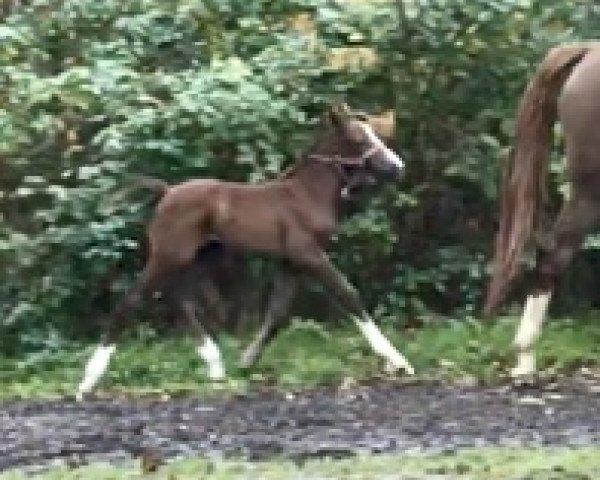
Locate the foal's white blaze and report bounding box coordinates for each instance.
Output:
[197,336,225,380]
[359,123,405,171]
[353,314,414,375]
[76,344,116,401]
[511,291,552,377]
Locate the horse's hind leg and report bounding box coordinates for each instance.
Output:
[239,266,298,370]
[77,276,141,399]
[512,194,599,377]
[170,264,226,381]
[293,248,414,375]
[76,259,169,400]
[179,298,225,380]
[197,275,229,330]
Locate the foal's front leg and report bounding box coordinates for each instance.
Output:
[297,249,414,375]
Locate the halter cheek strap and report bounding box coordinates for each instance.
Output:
[307,143,382,169]
[306,150,378,199]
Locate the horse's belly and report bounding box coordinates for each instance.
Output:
[212,210,284,253]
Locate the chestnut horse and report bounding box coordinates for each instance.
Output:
[77,103,414,399]
[484,42,600,377]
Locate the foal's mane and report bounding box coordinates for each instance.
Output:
[278,161,300,179]
[277,155,317,179]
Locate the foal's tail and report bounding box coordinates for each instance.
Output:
[102,175,170,212]
[483,44,592,316]
[134,176,170,197]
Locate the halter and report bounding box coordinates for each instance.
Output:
[307,143,382,169]
[307,144,381,198]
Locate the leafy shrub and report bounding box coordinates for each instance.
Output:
[0,0,598,349]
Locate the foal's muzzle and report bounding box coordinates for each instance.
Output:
[368,146,405,180]
[357,121,405,180]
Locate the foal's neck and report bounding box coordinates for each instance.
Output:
[287,158,344,210]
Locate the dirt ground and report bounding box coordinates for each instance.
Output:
[1,376,599,472]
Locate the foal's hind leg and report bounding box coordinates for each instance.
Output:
[293,248,414,375]
[239,266,298,370]
[197,275,229,330]
[76,262,162,400]
[76,250,193,399]
[179,299,225,380]
[512,195,599,377]
[169,264,226,380]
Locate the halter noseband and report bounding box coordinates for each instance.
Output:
[307,144,381,198]
[307,143,381,169]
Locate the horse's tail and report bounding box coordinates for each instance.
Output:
[101,175,170,213]
[483,44,591,316]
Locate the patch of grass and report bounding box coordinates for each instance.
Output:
[3,447,600,479]
[0,316,599,399]
[403,315,600,381]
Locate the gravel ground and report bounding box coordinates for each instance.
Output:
[1,376,599,472]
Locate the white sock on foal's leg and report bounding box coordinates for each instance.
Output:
[76,344,116,401]
[353,314,414,375]
[197,336,225,380]
[511,291,552,377]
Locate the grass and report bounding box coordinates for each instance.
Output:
[0,315,599,400]
[2,447,600,479]
[1,317,599,479]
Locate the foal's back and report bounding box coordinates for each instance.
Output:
[148,177,302,258]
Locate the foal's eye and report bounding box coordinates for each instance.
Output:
[346,122,367,143]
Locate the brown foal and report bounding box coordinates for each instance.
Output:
[77,102,414,399]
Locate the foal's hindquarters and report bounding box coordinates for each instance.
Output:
[77,190,229,400]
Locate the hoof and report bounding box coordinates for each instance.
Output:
[384,359,415,376]
[384,361,399,375]
[239,350,258,371]
[509,368,538,388]
[75,390,89,402]
[510,351,536,383]
[510,366,536,378]
[207,365,226,382]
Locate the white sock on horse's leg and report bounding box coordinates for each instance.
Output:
[197,336,225,380]
[513,350,537,377]
[511,291,552,377]
[76,344,116,401]
[353,314,414,375]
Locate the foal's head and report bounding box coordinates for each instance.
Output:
[314,102,405,181]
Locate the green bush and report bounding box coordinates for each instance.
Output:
[0,0,598,350]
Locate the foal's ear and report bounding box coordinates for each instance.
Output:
[365,109,396,141]
[327,101,352,127]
